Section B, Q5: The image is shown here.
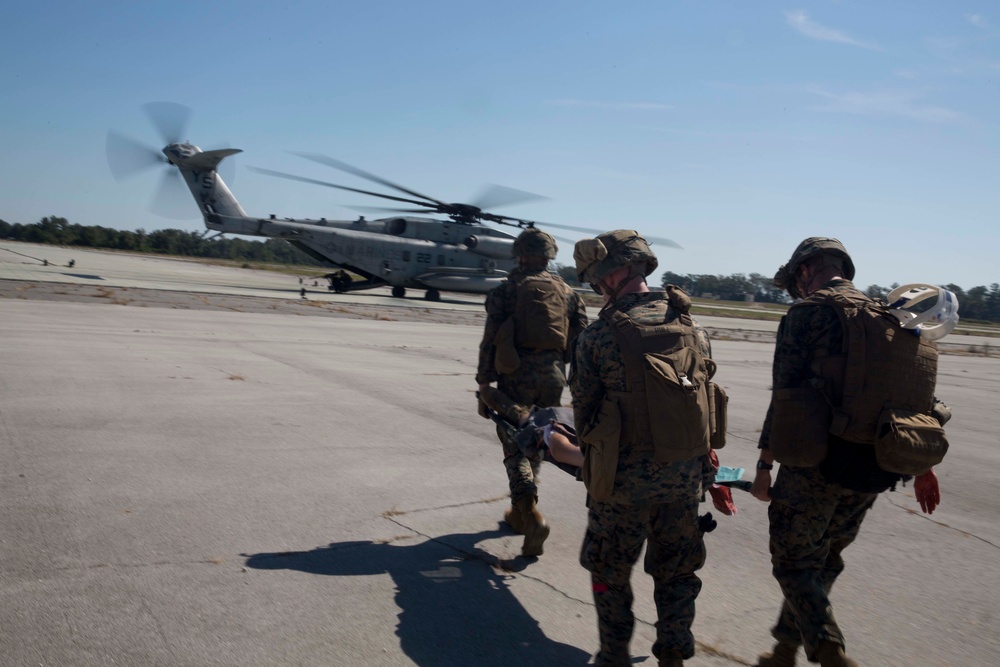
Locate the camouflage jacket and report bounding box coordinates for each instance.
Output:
[572,291,712,470]
[475,267,588,385]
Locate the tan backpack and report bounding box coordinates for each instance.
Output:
[512,272,571,352]
[599,287,726,463]
[770,287,948,476]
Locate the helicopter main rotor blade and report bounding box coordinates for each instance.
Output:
[469,184,550,211]
[290,152,449,207]
[351,205,442,215]
[534,221,683,249]
[106,131,165,181]
[248,167,438,209]
[546,233,579,247]
[142,101,192,145]
[476,211,545,227]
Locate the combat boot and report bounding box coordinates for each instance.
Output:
[816,640,859,667]
[594,648,630,666]
[518,498,549,557]
[503,504,527,534]
[757,641,798,667]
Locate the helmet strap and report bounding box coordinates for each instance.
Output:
[601,264,648,305]
[798,258,843,297]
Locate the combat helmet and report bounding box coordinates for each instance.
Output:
[512,227,558,260]
[573,229,658,292]
[774,237,855,299]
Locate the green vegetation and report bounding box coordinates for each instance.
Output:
[0,216,323,267]
[660,271,788,304]
[659,270,1000,325]
[557,262,1000,325]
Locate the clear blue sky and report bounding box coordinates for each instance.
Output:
[2,1,997,290]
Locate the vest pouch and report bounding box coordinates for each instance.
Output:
[770,387,830,467]
[493,317,521,374]
[708,382,728,449]
[644,346,711,461]
[580,398,622,502]
[874,408,949,476]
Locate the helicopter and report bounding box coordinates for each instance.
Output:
[107,103,681,301]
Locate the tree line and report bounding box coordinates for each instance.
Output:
[0,216,323,267]
[5,216,999,323]
[555,264,1000,324]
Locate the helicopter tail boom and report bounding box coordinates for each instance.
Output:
[171,147,247,220]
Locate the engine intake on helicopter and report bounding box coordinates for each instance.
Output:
[463,235,515,260]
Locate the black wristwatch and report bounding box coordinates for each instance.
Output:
[756,460,774,471]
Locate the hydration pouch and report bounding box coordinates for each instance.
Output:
[580,398,621,502]
[874,408,949,476]
[770,386,831,467]
[708,382,728,450]
[643,346,712,461]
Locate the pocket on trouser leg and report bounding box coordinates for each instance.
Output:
[645,503,706,581]
[580,510,618,577]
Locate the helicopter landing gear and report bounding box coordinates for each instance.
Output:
[424,288,441,302]
[391,286,406,298]
[327,270,352,293]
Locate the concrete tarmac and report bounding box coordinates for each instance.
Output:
[2,242,999,666]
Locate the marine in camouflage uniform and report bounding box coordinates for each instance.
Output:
[571,230,717,667]
[752,238,944,667]
[476,228,588,556]
[757,278,878,667]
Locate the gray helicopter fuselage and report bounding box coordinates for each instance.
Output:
[169,143,518,297]
[204,212,517,294]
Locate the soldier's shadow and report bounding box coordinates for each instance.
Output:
[243,527,592,667]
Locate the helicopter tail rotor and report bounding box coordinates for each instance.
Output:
[106,103,243,220]
[149,169,195,219]
[142,101,192,146]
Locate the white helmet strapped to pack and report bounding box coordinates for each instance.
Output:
[887,284,960,341]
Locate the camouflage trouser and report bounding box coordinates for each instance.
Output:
[768,465,877,662]
[497,354,565,505]
[579,468,706,664]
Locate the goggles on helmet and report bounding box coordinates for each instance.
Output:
[887,283,960,341]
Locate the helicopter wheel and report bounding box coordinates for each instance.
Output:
[424,288,441,302]
[391,286,406,298]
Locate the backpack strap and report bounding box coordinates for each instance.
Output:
[665,284,694,326]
